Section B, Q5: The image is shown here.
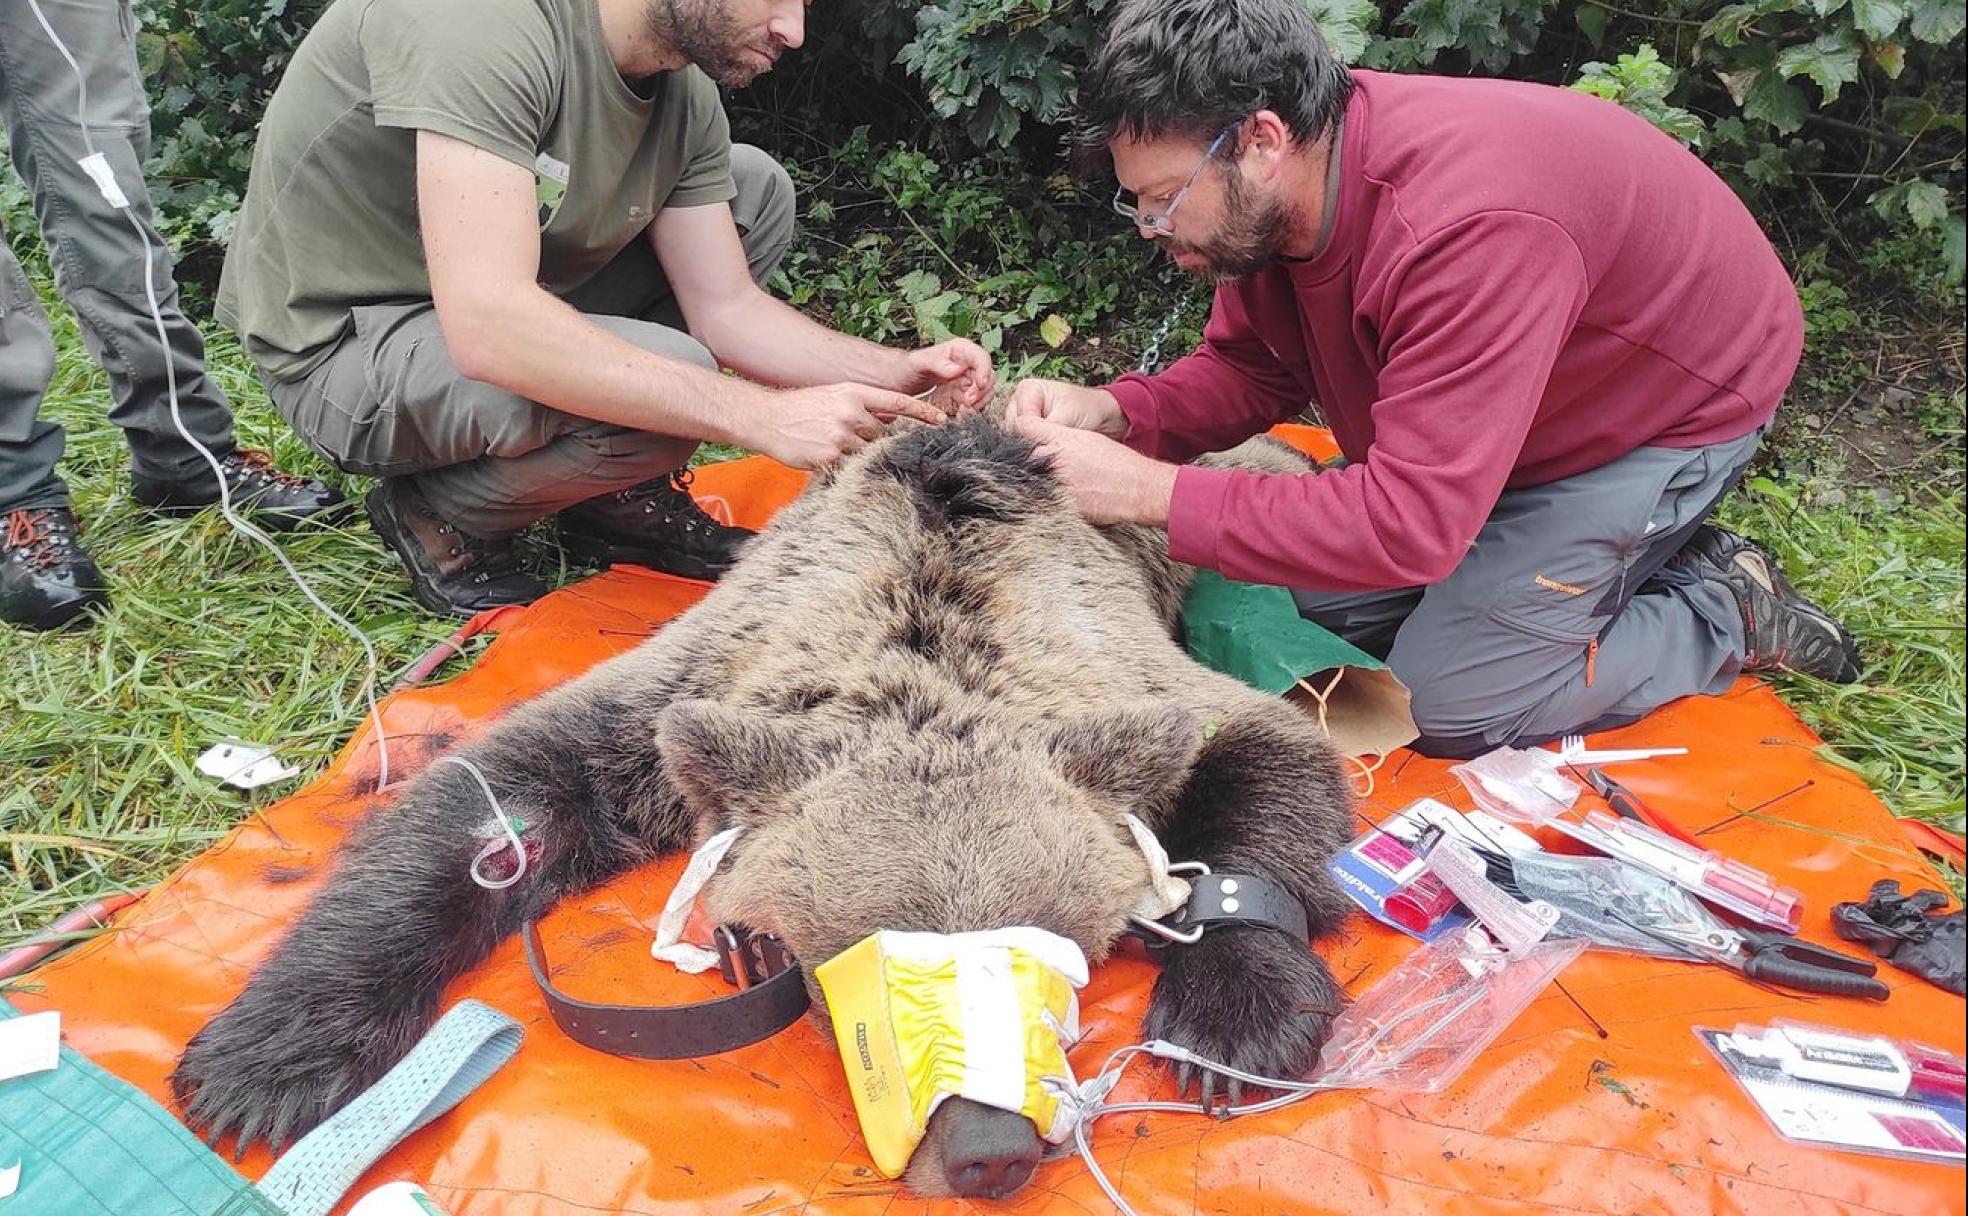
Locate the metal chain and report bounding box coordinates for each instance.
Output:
[1135,299,1190,374]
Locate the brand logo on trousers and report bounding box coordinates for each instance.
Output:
[1534,574,1588,596]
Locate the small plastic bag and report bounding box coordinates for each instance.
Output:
[1509,852,1704,960]
[1316,926,1586,1094]
[1448,746,1580,826]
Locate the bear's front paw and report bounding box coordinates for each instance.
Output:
[1141,927,1344,1109]
[170,985,387,1157]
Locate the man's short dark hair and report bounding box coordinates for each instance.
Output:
[1076,0,1353,163]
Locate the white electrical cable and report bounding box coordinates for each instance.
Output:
[1054,1042,1341,1215]
[25,0,392,790]
[1056,977,1493,1214]
[438,755,528,890]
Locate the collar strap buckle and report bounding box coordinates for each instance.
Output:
[1135,869,1310,948]
[523,919,809,1059]
[716,923,795,990]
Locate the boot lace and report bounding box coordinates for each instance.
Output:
[419,502,525,585]
[617,470,729,538]
[222,448,314,491]
[4,508,83,571]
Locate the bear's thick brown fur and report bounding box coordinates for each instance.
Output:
[172,415,1355,1198]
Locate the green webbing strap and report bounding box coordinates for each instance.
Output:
[0,997,521,1216]
[256,1000,522,1216]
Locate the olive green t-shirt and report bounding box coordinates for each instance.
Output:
[217,0,736,382]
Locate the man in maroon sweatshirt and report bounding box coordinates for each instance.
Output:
[1010,0,1861,758]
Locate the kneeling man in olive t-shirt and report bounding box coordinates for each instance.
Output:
[223,0,990,614]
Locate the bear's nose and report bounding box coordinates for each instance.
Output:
[947,1148,1037,1198]
[936,1098,1043,1198]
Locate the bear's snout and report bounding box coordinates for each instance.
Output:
[922,1096,1044,1199]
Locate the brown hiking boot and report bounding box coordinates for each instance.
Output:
[363,479,546,617]
[1675,525,1863,684]
[556,469,755,581]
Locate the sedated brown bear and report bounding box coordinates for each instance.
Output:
[172,414,1357,1200]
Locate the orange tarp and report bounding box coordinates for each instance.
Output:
[12,430,1964,1215]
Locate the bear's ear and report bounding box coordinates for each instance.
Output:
[656,700,822,824]
[1046,703,1203,811]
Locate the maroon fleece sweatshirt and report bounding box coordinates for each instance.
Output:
[1105,70,1802,593]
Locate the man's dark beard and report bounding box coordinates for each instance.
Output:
[649,0,770,87]
[1167,167,1291,283]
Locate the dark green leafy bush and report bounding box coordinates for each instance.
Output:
[104,0,1966,287]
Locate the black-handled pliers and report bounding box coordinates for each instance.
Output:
[1676,923,1890,1000]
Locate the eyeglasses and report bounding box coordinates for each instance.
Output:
[1111,127,1234,235]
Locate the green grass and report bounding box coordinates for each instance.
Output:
[1719,442,1967,834]
[1,297,465,945]
[2,266,1964,949]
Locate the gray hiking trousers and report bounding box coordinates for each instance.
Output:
[1293,430,1762,758]
[264,145,796,539]
[0,0,235,512]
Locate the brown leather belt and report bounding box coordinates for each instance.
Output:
[521,920,811,1059]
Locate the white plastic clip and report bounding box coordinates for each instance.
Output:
[195,740,300,791]
[0,1011,60,1082]
[77,153,129,209]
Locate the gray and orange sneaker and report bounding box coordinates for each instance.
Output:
[132,447,346,532]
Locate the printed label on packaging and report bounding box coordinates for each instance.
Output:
[1424,835,1559,952]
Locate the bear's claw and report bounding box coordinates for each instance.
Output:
[1143,926,1342,1110]
[171,979,400,1154]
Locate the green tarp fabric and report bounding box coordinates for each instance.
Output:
[0,995,519,1216]
[0,997,277,1216]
